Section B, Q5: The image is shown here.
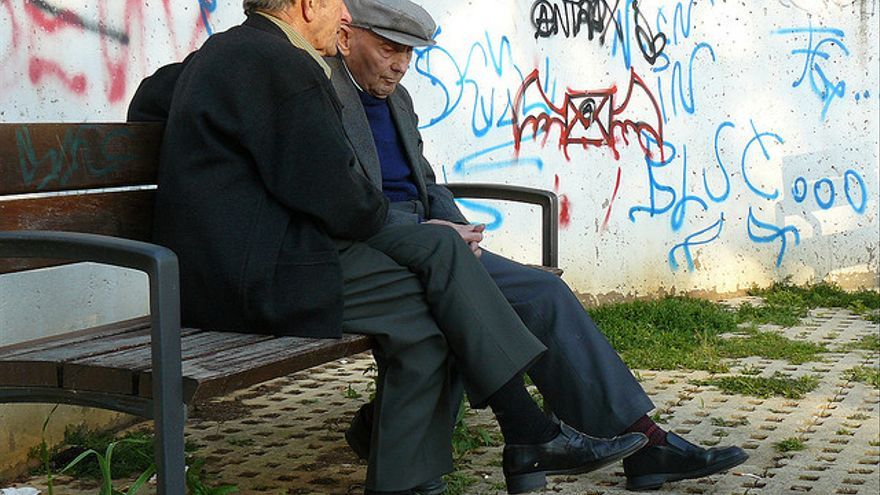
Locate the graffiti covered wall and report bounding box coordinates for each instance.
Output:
[1,0,878,299]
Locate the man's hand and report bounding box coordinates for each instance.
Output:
[424,219,486,257]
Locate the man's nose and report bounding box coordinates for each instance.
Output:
[390,53,411,73]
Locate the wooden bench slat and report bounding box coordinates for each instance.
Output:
[0,190,155,273]
[0,316,151,358]
[62,331,274,396]
[0,359,61,388]
[0,318,151,388]
[142,334,373,401]
[0,123,160,195]
[3,326,160,363]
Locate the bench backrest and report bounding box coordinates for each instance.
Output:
[0,123,163,273]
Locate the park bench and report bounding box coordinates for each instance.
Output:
[0,122,559,494]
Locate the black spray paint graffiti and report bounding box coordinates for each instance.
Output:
[530,0,666,65]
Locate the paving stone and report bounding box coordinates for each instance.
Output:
[7,308,879,494]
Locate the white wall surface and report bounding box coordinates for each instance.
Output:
[0,0,877,480]
[0,0,878,316]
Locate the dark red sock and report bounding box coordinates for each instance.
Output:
[624,415,668,446]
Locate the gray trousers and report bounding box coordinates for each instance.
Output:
[338,224,546,491]
[479,251,655,437]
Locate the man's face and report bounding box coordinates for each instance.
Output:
[314,0,351,56]
[344,27,413,99]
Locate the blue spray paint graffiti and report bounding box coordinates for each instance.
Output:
[198,0,216,36]
[453,198,505,230]
[741,120,783,201]
[628,133,677,222]
[668,214,725,271]
[791,169,869,214]
[413,29,561,230]
[704,121,733,203]
[774,24,850,120]
[747,207,801,267]
[653,42,716,123]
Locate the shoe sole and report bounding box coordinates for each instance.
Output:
[625,450,750,491]
[507,436,649,494]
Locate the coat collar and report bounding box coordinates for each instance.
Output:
[325,55,430,203]
[326,55,382,186]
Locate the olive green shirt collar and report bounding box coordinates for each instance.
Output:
[256,11,331,79]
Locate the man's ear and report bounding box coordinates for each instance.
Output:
[301,0,316,22]
[337,23,352,56]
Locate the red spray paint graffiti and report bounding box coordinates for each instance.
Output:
[554,174,572,228]
[2,0,214,105]
[511,67,665,162]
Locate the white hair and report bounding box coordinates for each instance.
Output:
[243,0,295,14]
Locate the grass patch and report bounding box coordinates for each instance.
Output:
[443,470,478,495]
[451,404,500,461]
[34,426,155,480]
[716,327,827,364]
[839,334,880,353]
[693,372,819,399]
[31,425,236,494]
[587,296,829,371]
[740,281,880,326]
[588,297,737,372]
[710,416,750,427]
[844,366,880,388]
[774,437,807,453]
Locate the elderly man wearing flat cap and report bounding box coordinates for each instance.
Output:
[328,0,749,492]
[129,1,653,494]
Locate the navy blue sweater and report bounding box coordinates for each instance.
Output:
[358,90,419,203]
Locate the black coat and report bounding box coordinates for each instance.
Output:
[145,15,388,338]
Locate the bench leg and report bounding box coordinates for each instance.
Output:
[150,258,186,495]
[154,398,186,495]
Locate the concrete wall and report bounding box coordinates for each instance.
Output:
[0,0,878,480]
[0,0,876,297]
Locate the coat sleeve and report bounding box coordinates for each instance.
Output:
[245,83,389,240]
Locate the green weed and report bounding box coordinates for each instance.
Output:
[839,334,880,353]
[716,328,827,364]
[226,436,254,447]
[710,416,750,427]
[743,281,880,326]
[843,366,880,388]
[35,424,237,494]
[774,437,806,453]
[186,458,238,495]
[588,297,737,371]
[443,470,478,495]
[693,373,819,399]
[37,405,61,495]
[38,427,155,480]
[451,404,500,461]
[60,437,155,495]
[343,384,362,399]
[587,296,829,371]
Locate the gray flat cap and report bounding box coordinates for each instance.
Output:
[345,0,436,47]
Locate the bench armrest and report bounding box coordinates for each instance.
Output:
[445,183,559,268]
[0,230,183,431]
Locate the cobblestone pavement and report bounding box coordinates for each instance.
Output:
[10,307,879,495]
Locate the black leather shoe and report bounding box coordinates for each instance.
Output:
[345,403,372,460]
[348,404,447,495]
[623,432,749,490]
[364,478,446,495]
[362,478,447,495]
[503,423,648,494]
